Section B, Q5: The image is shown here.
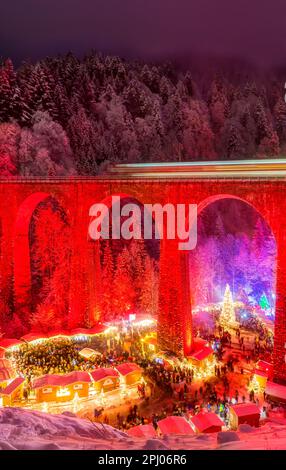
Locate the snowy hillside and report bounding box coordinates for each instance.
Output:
[1,408,286,450]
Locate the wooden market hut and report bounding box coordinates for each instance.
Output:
[116,363,143,386]
[188,346,214,368]
[157,416,195,436]
[0,377,25,406]
[0,359,16,389]
[265,381,286,404]
[79,348,101,360]
[229,403,260,430]
[190,412,224,433]
[90,368,120,393]
[32,371,91,403]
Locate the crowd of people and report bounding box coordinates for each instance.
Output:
[5,317,278,433]
[11,340,87,380]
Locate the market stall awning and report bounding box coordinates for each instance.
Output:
[20,325,108,345]
[47,329,71,339]
[157,416,195,435]
[0,338,24,350]
[69,326,106,337]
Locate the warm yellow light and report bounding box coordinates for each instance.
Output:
[56,387,71,398]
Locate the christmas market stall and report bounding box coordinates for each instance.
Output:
[79,348,102,360]
[265,381,286,404]
[141,333,158,354]
[157,416,195,436]
[127,424,157,439]
[90,368,120,393]
[0,338,24,355]
[190,412,224,434]
[116,363,143,386]
[188,346,214,369]
[32,371,91,403]
[0,377,25,407]
[229,403,260,430]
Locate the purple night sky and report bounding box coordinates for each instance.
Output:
[1,0,286,66]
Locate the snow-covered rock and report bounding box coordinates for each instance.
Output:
[217,431,240,444]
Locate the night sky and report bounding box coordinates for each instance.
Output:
[1,0,286,67]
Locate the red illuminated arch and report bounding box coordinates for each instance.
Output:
[182,193,276,354]
[13,192,68,314]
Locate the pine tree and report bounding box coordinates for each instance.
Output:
[31,304,62,334]
[101,242,115,321]
[113,247,135,318]
[140,257,159,316]
[274,98,286,146]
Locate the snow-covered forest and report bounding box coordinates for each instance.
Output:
[1,52,286,176]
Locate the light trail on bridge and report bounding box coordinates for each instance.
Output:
[107,159,286,179]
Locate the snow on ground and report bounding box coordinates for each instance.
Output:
[1,407,286,450]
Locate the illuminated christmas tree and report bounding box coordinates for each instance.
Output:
[220,284,238,331]
[249,375,261,394]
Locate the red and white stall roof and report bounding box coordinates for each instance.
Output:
[90,368,119,382]
[0,377,25,396]
[230,403,260,417]
[116,363,142,376]
[190,346,213,361]
[127,424,157,438]
[190,412,224,433]
[32,371,91,389]
[265,381,286,402]
[157,416,195,435]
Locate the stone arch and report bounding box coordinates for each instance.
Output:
[13,192,69,315]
